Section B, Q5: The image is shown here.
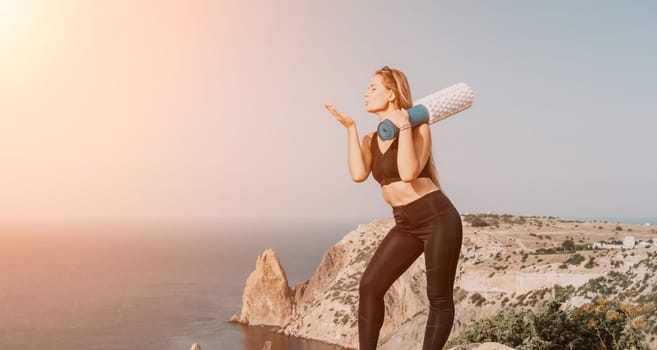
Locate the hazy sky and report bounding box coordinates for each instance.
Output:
[1,1,656,223]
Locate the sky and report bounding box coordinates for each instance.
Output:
[1,0,656,224]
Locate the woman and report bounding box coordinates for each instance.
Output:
[324,66,463,350]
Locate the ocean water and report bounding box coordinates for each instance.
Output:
[570,217,657,225]
[0,218,369,350]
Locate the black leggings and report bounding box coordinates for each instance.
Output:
[358,189,463,350]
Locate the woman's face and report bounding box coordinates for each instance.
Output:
[364,74,393,113]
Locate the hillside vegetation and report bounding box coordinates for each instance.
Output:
[451,214,657,349]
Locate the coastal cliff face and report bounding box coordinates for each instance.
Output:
[283,221,430,349]
[231,215,657,349]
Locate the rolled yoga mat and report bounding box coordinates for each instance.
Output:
[377,82,474,141]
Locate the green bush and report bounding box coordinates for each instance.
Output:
[471,217,490,227]
[564,253,585,266]
[535,247,558,255]
[470,292,487,306]
[447,299,652,350]
[562,239,576,252]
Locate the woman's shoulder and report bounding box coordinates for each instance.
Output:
[413,123,431,138]
[362,131,376,150]
[415,122,430,132]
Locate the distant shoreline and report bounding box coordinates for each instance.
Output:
[569,216,657,225]
[0,215,655,230]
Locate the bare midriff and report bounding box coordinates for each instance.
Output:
[381,177,440,207]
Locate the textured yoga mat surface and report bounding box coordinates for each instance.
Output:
[377,83,474,140]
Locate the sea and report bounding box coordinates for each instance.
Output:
[0,217,372,350]
[1,215,655,350]
[569,216,657,225]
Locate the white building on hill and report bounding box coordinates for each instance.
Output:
[593,236,638,250]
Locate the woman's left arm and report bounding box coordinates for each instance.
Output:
[397,121,432,182]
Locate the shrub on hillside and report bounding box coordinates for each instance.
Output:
[564,253,585,266]
[464,214,504,228]
[562,239,576,252]
[470,217,490,227]
[447,299,653,350]
[572,298,653,350]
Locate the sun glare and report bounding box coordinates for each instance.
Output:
[0,0,28,37]
[0,0,22,36]
[0,0,18,21]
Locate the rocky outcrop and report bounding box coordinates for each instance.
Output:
[232,249,294,326]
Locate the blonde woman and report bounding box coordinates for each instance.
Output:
[324,66,463,349]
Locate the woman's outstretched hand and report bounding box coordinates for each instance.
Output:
[324,103,354,128]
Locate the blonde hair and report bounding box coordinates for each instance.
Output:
[375,66,442,190]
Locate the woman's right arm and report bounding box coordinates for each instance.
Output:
[346,125,373,182]
[324,103,372,183]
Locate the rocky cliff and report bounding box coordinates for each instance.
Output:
[232,249,294,327]
[230,214,657,349]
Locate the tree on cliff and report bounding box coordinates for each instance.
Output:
[561,239,576,252]
[571,298,653,350]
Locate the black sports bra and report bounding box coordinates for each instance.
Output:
[370,132,432,186]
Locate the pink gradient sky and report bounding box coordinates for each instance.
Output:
[1,1,656,223]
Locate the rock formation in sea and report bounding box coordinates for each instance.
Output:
[232,249,294,327]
